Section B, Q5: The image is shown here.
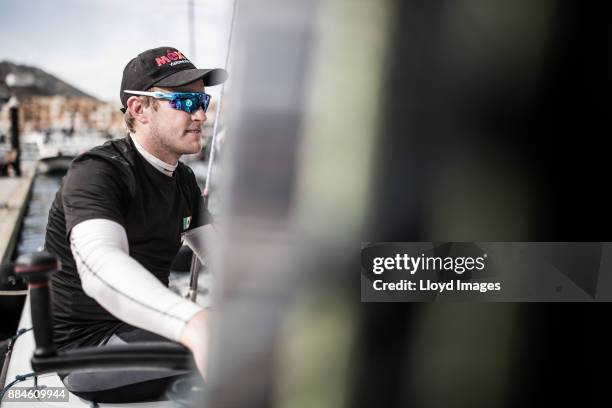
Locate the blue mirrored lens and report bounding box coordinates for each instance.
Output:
[169,93,211,113]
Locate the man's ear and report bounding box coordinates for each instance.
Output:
[126,96,149,126]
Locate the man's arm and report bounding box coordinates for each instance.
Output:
[70,218,209,377]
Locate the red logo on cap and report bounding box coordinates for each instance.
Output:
[155,51,187,67]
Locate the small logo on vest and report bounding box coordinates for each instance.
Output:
[182,216,192,230]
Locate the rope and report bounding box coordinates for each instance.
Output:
[10,328,32,343]
[0,372,36,400]
[0,328,33,391]
[203,0,239,197]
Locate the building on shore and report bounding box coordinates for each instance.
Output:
[0,95,126,138]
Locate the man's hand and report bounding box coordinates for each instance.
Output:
[180,309,210,380]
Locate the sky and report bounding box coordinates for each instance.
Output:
[0,0,234,103]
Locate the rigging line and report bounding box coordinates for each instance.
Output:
[203,0,239,201]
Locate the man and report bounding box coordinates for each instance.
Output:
[44,46,227,402]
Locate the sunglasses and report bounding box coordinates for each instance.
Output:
[123,90,211,114]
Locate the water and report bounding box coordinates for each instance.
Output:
[15,174,62,257]
[1,176,61,339]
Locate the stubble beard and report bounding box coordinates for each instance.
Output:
[148,114,203,162]
[150,120,186,161]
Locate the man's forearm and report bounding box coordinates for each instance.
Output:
[180,309,210,379]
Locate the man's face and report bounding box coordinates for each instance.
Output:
[147,79,207,158]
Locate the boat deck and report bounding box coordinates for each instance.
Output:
[2,273,211,407]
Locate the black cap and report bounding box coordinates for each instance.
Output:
[120,46,228,111]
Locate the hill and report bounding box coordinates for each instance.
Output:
[0,61,97,102]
